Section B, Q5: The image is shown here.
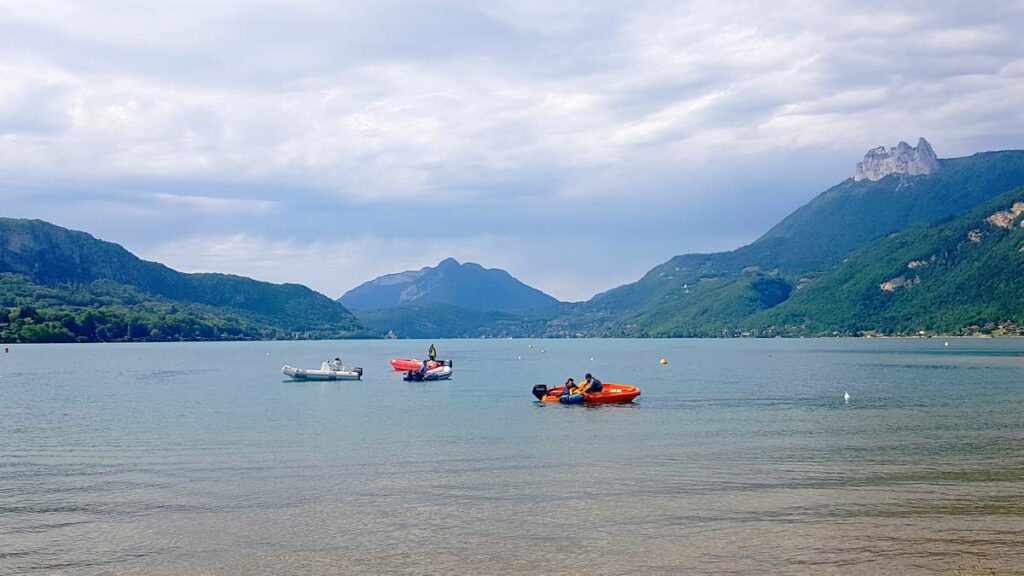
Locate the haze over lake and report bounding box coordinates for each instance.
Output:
[2,338,1022,575]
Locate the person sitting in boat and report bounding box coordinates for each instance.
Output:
[560,377,578,397]
[331,357,343,371]
[428,344,437,361]
[420,360,429,374]
[580,373,603,394]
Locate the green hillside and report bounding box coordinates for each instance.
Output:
[0,218,369,342]
[757,187,1024,336]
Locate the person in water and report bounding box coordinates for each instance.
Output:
[560,377,578,397]
[580,373,603,394]
[428,344,437,361]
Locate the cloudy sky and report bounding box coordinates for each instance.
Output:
[2,1,1022,301]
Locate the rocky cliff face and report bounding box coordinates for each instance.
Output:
[854,138,939,181]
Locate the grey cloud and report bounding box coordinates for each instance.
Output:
[1,0,1022,300]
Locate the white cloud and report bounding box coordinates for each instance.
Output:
[150,193,278,214]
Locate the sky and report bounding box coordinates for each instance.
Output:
[1,0,1023,301]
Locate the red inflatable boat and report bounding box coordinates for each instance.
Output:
[389,358,443,372]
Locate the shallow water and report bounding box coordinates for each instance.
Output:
[1,338,1022,575]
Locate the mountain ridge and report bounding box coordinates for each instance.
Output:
[566,148,1024,331]
[0,218,368,341]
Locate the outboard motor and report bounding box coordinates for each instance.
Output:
[354,367,364,378]
[531,384,548,400]
[443,360,453,368]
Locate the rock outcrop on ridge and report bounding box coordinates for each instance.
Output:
[854,137,939,181]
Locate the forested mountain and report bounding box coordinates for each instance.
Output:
[340,258,562,338]
[0,218,368,342]
[556,145,1024,336]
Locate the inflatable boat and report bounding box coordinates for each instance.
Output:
[282,361,363,381]
[403,364,453,381]
[389,358,444,372]
[531,383,640,404]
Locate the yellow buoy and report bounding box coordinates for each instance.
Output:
[660,357,668,365]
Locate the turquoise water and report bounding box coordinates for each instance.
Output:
[1,338,1023,575]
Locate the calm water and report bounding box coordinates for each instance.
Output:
[1,338,1023,575]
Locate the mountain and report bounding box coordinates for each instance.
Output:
[0,218,368,342]
[754,186,1024,336]
[339,258,563,338]
[557,143,1024,336]
[339,258,561,312]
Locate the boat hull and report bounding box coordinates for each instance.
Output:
[403,366,453,381]
[538,383,640,404]
[282,365,363,381]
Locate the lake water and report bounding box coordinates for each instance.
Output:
[1,338,1022,575]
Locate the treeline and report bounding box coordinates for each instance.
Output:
[0,304,286,343]
[0,274,366,343]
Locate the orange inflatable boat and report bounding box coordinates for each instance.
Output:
[532,383,641,404]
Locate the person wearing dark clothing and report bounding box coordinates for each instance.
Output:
[581,373,603,394]
[560,377,577,397]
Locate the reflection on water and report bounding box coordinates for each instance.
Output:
[1,338,1022,575]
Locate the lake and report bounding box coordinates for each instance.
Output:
[1,338,1022,575]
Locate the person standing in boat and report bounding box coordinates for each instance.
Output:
[428,344,437,361]
[580,373,603,394]
[331,357,343,371]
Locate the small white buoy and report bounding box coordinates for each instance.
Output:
[517,355,522,360]
[843,391,851,403]
[528,344,533,349]
[265,352,270,356]
[944,341,949,347]
[541,349,545,354]
[590,356,594,361]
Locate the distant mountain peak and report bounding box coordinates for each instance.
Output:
[339,258,560,312]
[854,137,939,181]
